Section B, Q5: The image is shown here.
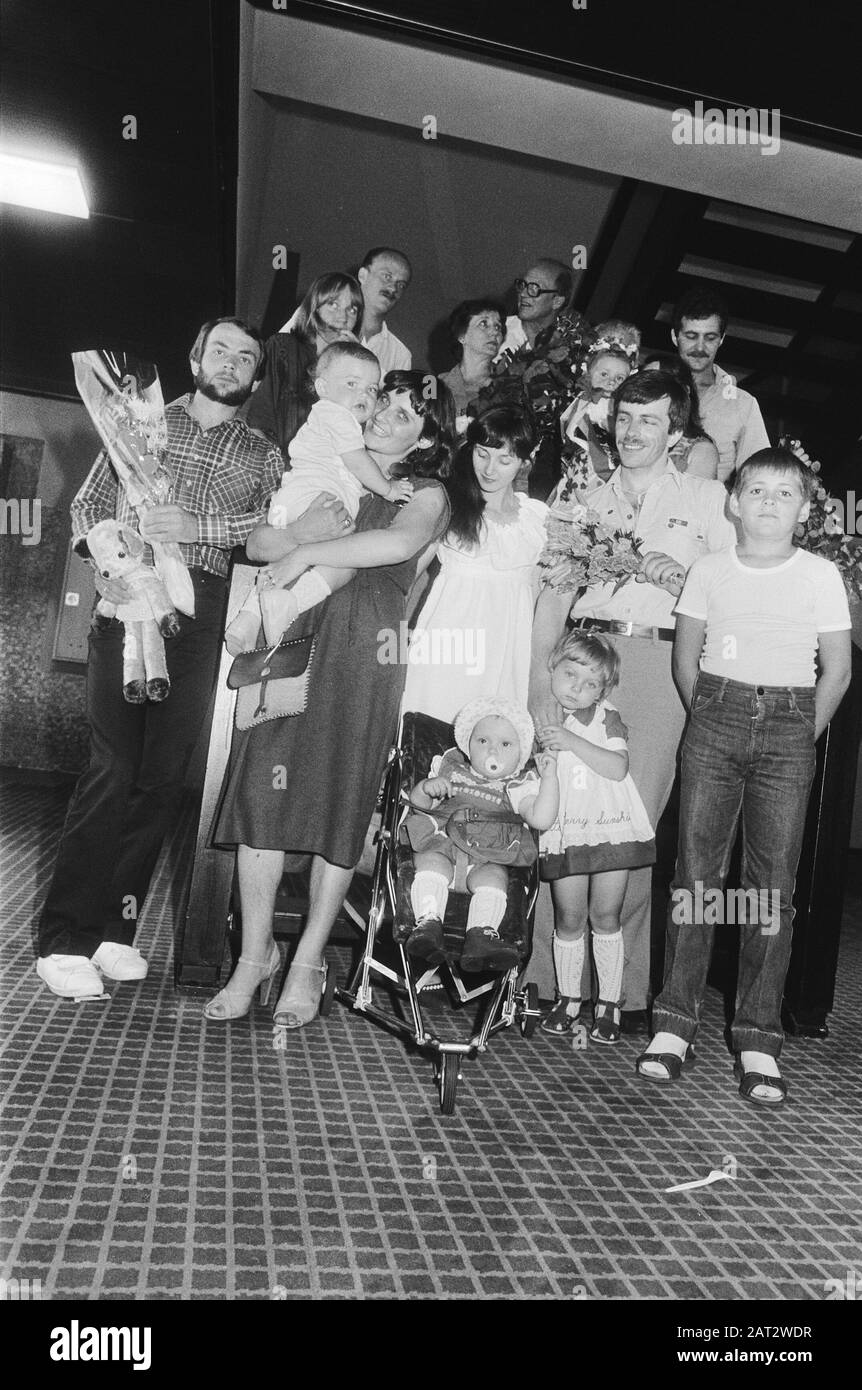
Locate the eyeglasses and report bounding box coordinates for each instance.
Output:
[514,279,557,299]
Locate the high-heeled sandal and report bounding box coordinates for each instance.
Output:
[272,961,326,1032]
[203,943,281,1021]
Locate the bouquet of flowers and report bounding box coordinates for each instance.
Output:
[72,350,195,616]
[538,507,643,596]
[782,437,862,601]
[478,312,595,438]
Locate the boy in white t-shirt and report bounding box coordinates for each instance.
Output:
[225,341,413,654]
[636,448,852,1105]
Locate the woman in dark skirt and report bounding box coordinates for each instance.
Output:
[207,372,455,1031]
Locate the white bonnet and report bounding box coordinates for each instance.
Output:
[453,697,536,773]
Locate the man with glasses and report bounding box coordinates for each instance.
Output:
[498,258,573,358]
[491,258,577,497]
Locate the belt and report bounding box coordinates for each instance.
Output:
[573,617,675,643]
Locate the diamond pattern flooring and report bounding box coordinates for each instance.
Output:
[1,779,860,1300]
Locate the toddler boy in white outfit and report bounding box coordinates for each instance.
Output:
[225,341,413,653]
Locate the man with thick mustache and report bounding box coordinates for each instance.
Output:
[36,317,349,1000]
[672,288,770,483]
[530,369,736,1032]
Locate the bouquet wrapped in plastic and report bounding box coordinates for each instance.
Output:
[72,350,195,616]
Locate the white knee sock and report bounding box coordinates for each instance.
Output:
[411,870,449,924]
[553,932,585,1009]
[467,886,507,933]
[592,930,624,1002]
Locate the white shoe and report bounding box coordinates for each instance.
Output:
[92,942,149,981]
[36,954,106,999]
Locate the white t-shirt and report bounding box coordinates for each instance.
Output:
[676,545,851,686]
[268,399,366,524]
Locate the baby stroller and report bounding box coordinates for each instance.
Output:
[332,711,542,1114]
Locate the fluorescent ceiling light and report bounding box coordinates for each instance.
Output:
[0,152,89,218]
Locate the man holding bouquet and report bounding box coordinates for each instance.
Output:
[37,317,351,1000]
[529,369,735,1031]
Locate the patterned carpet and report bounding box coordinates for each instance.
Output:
[1,777,860,1301]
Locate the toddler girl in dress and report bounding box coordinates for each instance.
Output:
[402,404,547,722]
[537,630,655,1043]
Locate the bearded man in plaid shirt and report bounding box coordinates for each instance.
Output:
[37,316,351,1000]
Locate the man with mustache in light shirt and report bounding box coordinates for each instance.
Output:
[671,288,770,484]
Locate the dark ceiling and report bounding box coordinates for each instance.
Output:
[268,0,862,151]
[0,0,237,402]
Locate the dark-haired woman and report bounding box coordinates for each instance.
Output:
[207,372,456,1031]
[642,355,719,479]
[402,404,548,723]
[439,299,505,419]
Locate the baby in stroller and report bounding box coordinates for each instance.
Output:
[404,697,559,973]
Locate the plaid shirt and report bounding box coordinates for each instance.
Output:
[71,395,284,578]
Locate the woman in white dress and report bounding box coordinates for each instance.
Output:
[403,405,548,722]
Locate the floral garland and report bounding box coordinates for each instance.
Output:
[538,507,642,596]
[783,437,862,601]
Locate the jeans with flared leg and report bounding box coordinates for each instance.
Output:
[651,671,816,1058]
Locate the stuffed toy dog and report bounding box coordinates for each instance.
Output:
[82,520,181,703]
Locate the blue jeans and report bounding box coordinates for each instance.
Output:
[652,671,817,1057]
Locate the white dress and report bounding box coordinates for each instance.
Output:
[402,495,548,724]
[540,701,655,877]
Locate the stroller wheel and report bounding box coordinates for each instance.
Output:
[437,1053,460,1115]
[318,963,337,1017]
[519,982,540,1038]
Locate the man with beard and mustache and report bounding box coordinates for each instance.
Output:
[36,317,351,999]
[671,288,770,483]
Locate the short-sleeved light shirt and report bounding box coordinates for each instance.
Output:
[698,366,770,483]
[676,545,851,686]
[551,458,737,627]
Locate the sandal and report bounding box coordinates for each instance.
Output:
[541,996,581,1035]
[272,961,326,1032]
[590,999,621,1046]
[204,944,281,1021]
[733,1057,787,1106]
[635,1045,695,1082]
